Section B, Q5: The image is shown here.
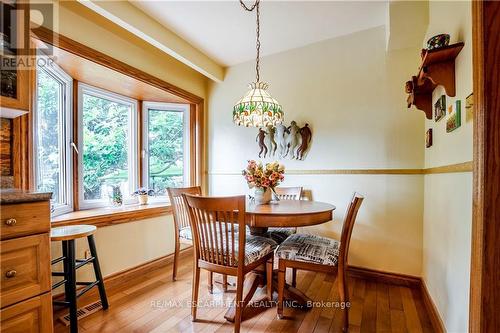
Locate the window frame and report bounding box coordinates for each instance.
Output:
[77,83,139,209]
[33,57,74,217]
[141,102,191,201]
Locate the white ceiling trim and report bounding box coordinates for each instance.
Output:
[76,0,224,82]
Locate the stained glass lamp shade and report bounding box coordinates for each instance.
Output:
[233,81,283,127]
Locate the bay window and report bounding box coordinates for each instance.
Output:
[34,62,73,215]
[78,84,138,209]
[142,102,190,197]
[34,63,196,217]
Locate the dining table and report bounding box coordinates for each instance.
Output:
[224,199,336,322]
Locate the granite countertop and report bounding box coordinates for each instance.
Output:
[0,189,52,204]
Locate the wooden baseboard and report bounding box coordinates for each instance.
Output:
[421,279,446,333]
[53,246,193,302]
[347,265,421,288]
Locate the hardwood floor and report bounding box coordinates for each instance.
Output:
[54,255,434,333]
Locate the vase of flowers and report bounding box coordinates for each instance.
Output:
[242,160,285,205]
[254,187,272,204]
[133,188,155,205]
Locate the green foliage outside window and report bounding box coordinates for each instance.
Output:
[36,68,62,203]
[147,109,184,195]
[82,94,129,200]
[36,71,186,202]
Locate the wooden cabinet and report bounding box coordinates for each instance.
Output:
[1,234,51,308]
[0,293,53,333]
[0,195,53,333]
[1,202,50,240]
[0,2,30,116]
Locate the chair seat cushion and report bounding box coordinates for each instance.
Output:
[265,227,296,244]
[179,224,240,241]
[275,233,340,266]
[242,235,278,265]
[203,235,277,266]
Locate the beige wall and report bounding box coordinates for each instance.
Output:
[208,26,425,276]
[51,216,177,288]
[422,1,473,332]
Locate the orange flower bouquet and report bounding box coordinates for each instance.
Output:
[242,160,285,204]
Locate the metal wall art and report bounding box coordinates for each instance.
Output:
[256,121,312,160]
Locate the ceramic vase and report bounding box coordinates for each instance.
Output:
[254,187,272,204]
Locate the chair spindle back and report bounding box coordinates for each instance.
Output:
[183,194,246,268]
[274,186,303,201]
[167,187,202,231]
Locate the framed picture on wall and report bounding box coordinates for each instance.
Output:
[425,128,433,148]
[446,100,462,133]
[434,95,446,121]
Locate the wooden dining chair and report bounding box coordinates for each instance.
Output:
[168,186,229,292]
[268,186,303,286]
[183,194,277,333]
[266,186,303,244]
[275,193,364,332]
[167,186,201,282]
[274,186,303,201]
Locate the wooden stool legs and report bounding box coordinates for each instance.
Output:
[52,232,108,333]
[87,235,109,309]
[63,240,78,333]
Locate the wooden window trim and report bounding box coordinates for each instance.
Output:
[51,202,172,228]
[18,27,206,226]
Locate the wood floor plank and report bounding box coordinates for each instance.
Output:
[353,277,366,299]
[388,285,404,311]
[328,278,351,333]
[376,283,392,333]
[399,286,423,333]
[390,310,408,333]
[277,272,315,333]
[314,277,339,333]
[53,254,436,333]
[299,278,333,332]
[410,288,434,333]
[333,277,364,333]
[360,281,377,333]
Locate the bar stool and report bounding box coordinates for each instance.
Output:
[50,225,109,333]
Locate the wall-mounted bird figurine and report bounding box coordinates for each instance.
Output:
[256,128,268,158]
[297,123,312,160]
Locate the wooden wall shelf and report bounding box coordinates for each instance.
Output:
[405,42,464,119]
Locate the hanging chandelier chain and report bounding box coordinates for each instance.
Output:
[240,0,261,83]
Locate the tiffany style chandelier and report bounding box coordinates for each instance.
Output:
[233,0,283,127]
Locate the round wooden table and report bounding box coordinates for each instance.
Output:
[224,199,336,322]
[245,199,336,234]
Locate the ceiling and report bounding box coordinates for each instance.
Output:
[131,1,388,67]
